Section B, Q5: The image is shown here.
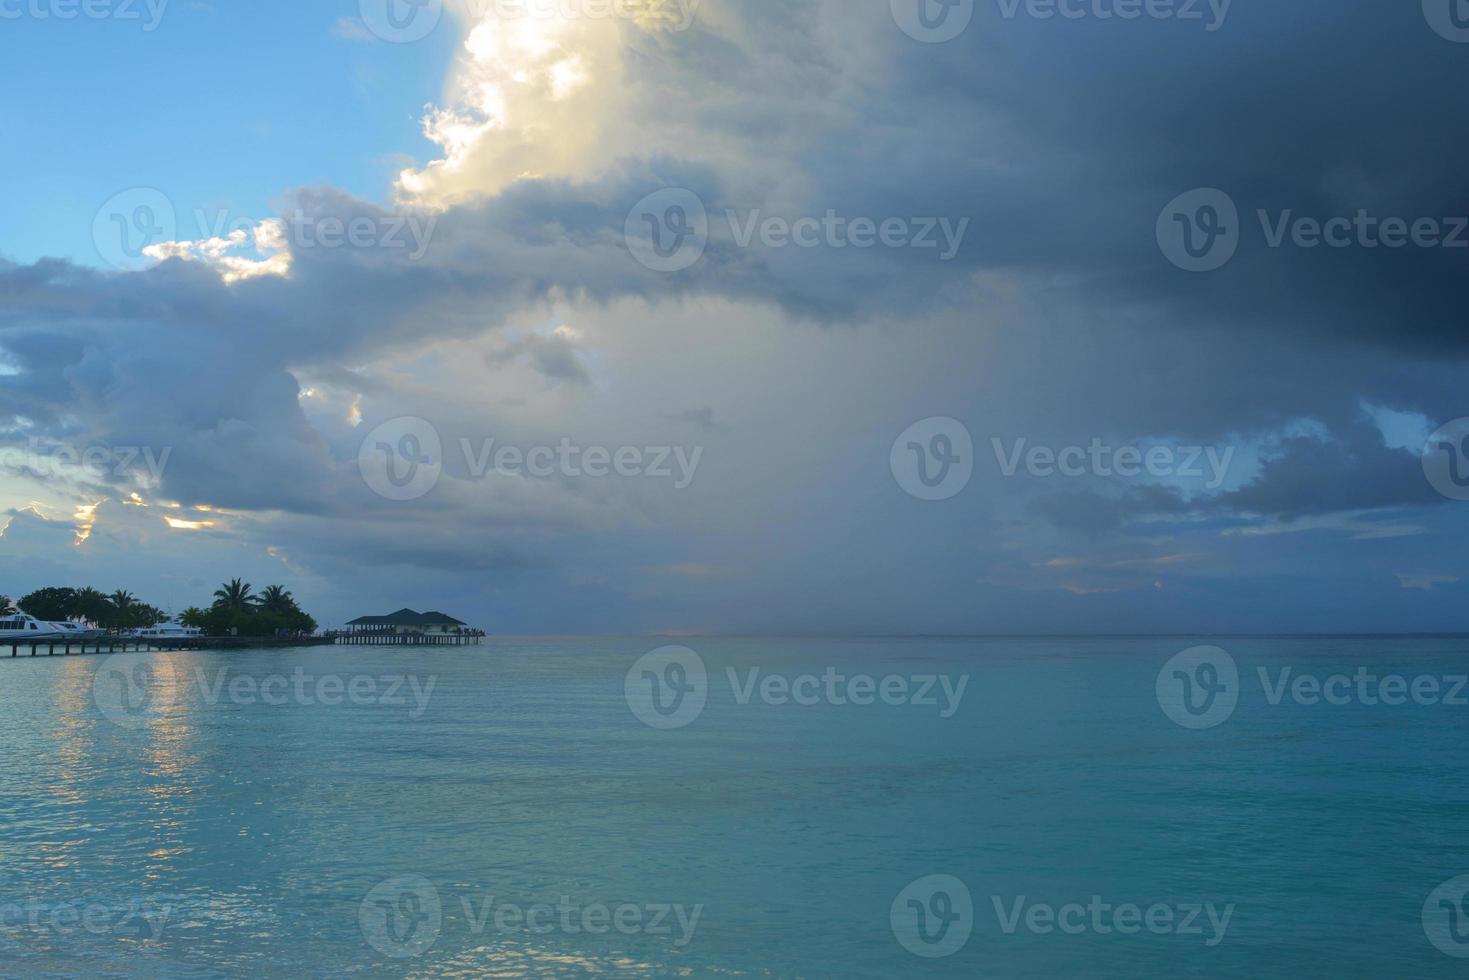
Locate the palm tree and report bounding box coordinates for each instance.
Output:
[73,587,111,626]
[178,607,209,629]
[257,585,296,615]
[106,590,137,633]
[213,579,256,611]
[134,604,168,629]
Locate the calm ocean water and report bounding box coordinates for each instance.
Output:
[1,636,1467,977]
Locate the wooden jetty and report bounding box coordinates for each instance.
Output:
[328,630,483,647]
[5,631,480,659]
[6,635,334,658]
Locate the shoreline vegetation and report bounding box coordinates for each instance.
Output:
[1,579,317,637]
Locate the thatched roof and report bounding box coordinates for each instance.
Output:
[347,608,467,627]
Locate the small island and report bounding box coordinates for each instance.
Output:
[1,585,482,656]
[4,579,317,638]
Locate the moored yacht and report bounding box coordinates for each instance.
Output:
[48,621,102,641]
[0,614,64,641]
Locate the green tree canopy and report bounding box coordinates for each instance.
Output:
[7,582,316,637]
[72,587,112,625]
[213,579,256,611]
[19,587,78,621]
[178,607,210,629]
[257,585,297,615]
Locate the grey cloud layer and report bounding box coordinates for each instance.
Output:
[1,0,1466,631]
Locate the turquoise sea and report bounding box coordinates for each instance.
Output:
[1,637,1467,977]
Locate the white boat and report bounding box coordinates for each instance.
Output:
[48,621,102,640]
[0,614,64,641]
[129,622,202,639]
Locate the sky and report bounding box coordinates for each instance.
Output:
[1,0,1468,635]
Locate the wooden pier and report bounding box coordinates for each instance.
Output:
[9,637,201,658]
[5,635,336,658]
[328,630,483,647]
[4,632,480,659]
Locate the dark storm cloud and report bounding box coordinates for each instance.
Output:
[2,0,1467,632]
[1025,417,1447,536]
[1215,423,1443,520]
[792,0,1469,351]
[1027,485,1191,535]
